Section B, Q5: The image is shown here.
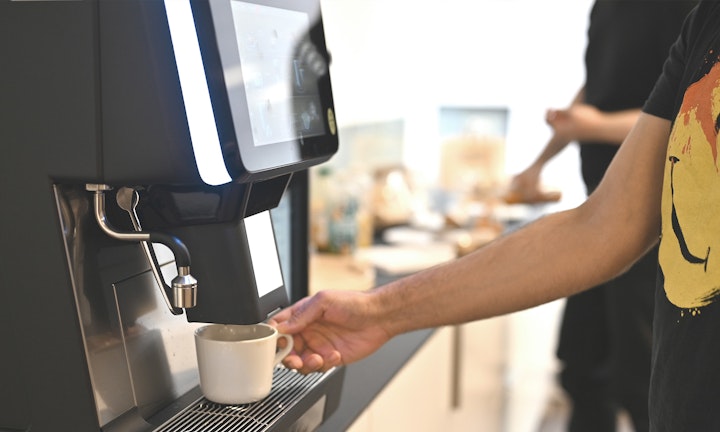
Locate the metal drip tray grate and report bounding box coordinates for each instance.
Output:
[155,368,330,432]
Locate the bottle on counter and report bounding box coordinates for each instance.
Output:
[310,167,372,254]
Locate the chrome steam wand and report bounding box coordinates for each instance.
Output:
[86,184,198,310]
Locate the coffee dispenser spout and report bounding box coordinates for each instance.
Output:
[86,184,198,310]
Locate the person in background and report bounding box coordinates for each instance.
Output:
[508,1,697,430]
[272,1,720,430]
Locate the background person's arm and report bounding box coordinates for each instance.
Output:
[547,104,641,145]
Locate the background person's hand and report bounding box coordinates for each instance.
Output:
[504,164,560,204]
[545,103,602,142]
[506,164,543,202]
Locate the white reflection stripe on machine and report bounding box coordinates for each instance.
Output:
[245,211,284,298]
[164,0,232,186]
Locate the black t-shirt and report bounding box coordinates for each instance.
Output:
[643,2,720,430]
[580,0,696,192]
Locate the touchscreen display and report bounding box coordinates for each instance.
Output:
[230,1,326,147]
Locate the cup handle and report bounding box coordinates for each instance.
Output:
[274,333,294,366]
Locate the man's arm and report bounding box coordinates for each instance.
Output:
[528,88,586,169]
[273,113,670,373]
[510,88,586,194]
[508,88,641,202]
[380,113,667,333]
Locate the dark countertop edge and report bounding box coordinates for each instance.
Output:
[317,328,436,431]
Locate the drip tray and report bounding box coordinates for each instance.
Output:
[154,367,343,432]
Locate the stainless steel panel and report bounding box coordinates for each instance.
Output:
[113,271,203,419]
[56,185,203,426]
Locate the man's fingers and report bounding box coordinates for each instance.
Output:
[275,296,324,334]
[269,297,311,332]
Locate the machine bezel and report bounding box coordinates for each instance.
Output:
[195,0,337,182]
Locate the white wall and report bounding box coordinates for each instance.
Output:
[321,0,593,201]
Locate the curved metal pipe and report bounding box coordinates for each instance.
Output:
[92,186,150,242]
[87,184,197,309]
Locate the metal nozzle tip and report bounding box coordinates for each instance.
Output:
[172,272,198,309]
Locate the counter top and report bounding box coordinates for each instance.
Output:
[310,200,578,431]
[309,254,438,431]
[317,328,436,431]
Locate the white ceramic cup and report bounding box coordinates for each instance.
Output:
[194,323,294,405]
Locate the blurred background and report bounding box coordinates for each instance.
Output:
[320,0,590,194]
[309,1,610,431]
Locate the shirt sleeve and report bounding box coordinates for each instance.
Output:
[643,5,697,120]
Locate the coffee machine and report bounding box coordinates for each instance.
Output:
[0,0,344,430]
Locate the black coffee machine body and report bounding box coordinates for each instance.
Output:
[0,1,342,430]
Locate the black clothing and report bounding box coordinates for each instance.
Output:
[558,251,657,432]
[643,2,720,429]
[557,1,696,431]
[580,0,696,191]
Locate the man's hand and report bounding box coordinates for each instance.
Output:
[269,290,392,374]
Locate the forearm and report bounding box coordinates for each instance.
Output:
[530,88,585,168]
[373,208,643,335]
[272,115,668,374]
[577,108,641,144]
[528,133,572,170]
[374,113,669,337]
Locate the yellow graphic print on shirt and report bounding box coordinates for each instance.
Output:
[660,58,720,309]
